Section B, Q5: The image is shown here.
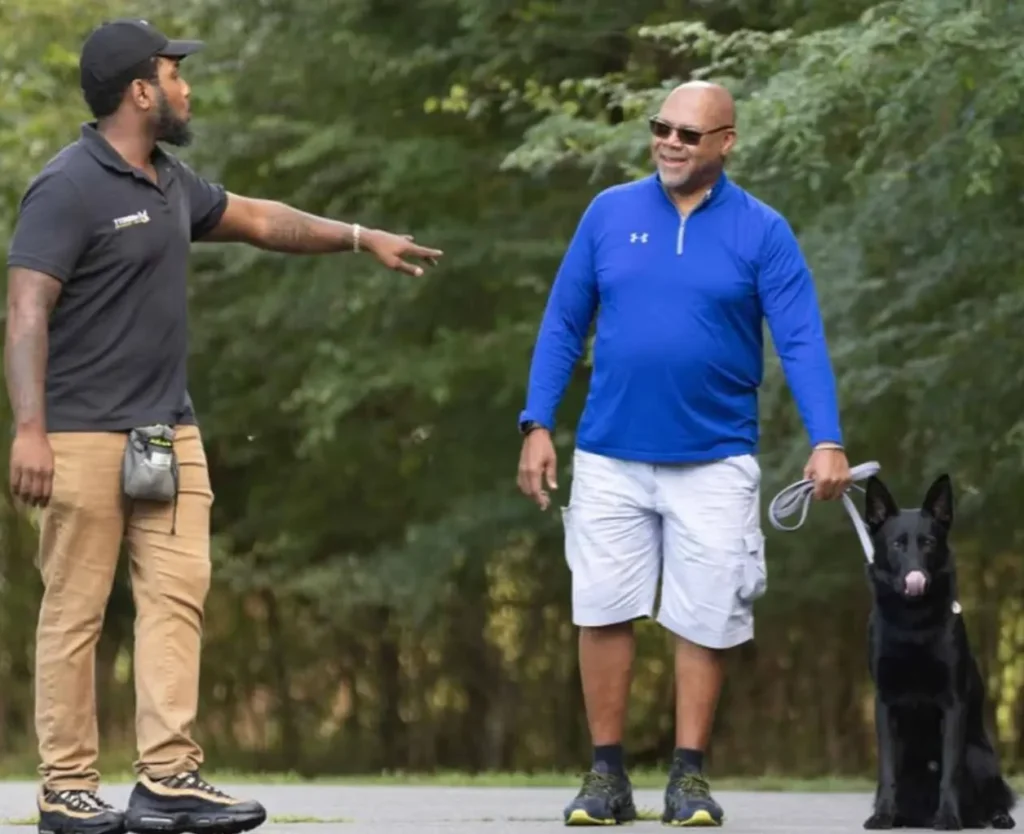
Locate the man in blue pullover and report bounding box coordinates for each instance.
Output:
[516,81,851,827]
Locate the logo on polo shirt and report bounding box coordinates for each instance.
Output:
[113,210,150,230]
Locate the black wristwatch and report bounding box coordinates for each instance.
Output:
[519,419,544,436]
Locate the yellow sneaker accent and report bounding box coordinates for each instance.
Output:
[665,809,722,826]
[566,807,618,825]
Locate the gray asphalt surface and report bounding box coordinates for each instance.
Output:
[0,782,878,832]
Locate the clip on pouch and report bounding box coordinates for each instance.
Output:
[122,424,179,503]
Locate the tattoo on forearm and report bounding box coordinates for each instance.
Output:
[261,202,355,254]
[4,269,61,432]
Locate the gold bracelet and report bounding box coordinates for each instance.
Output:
[353,223,361,253]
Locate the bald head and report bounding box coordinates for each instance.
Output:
[648,81,737,199]
[659,81,736,129]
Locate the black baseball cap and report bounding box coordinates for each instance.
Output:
[79,18,204,90]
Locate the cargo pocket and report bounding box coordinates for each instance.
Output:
[737,529,767,602]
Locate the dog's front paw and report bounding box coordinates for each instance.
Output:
[864,810,896,829]
[990,811,1015,829]
[932,803,962,830]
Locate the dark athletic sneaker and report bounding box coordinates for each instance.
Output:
[563,768,638,826]
[662,769,724,826]
[37,788,125,834]
[124,772,266,834]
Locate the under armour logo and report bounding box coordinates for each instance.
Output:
[630,232,648,243]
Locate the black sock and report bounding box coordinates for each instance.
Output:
[593,744,625,774]
[672,747,704,773]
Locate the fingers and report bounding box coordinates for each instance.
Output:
[22,468,38,506]
[516,465,546,509]
[409,243,444,258]
[9,460,23,504]
[543,457,558,493]
[396,246,444,273]
[386,250,444,277]
[392,233,444,259]
[517,457,554,509]
[11,464,52,507]
[528,464,547,509]
[806,449,852,501]
[516,456,542,505]
[812,476,834,501]
[808,469,847,501]
[394,259,426,278]
[814,475,850,501]
[25,465,53,506]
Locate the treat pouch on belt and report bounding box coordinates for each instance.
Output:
[122,424,179,503]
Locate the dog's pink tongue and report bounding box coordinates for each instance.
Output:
[904,571,927,596]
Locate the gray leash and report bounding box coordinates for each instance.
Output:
[767,461,881,564]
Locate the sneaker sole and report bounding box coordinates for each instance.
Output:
[124,810,266,834]
[565,808,637,826]
[662,809,723,827]
[38,817,126,834]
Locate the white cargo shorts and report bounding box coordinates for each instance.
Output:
[560,447,767,650]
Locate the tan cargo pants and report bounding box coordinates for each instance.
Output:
[35,425,213,791]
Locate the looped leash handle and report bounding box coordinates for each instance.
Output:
[767,461,881,564]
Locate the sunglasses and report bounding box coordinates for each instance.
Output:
[648,116,733,146]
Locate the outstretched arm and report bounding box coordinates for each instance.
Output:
[201,194,357,251]
[176,161,443,276]
[201,193,444,277]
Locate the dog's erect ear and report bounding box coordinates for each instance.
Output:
[864,476,899,532]
[922,473,954,530]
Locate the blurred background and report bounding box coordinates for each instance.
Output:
[1,0,1023,784]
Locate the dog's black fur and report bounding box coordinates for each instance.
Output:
[862,473,1016,830]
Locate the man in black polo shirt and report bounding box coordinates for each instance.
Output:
[4,18,442,834]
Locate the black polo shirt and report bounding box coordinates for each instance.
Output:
[6,122,227,432]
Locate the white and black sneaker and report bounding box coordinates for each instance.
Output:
[124,772,266,834]
[37,788,125,834]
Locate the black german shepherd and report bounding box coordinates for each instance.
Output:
[862,473,1016,830]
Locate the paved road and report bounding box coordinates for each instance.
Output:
[0,782,879,832]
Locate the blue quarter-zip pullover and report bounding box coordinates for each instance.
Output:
[519,171,843,463]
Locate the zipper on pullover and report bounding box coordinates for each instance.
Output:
[675,188,713,255]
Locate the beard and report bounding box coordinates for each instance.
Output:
[153,91,193,147]
[652,140,725,194]
[658,157,721,194]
